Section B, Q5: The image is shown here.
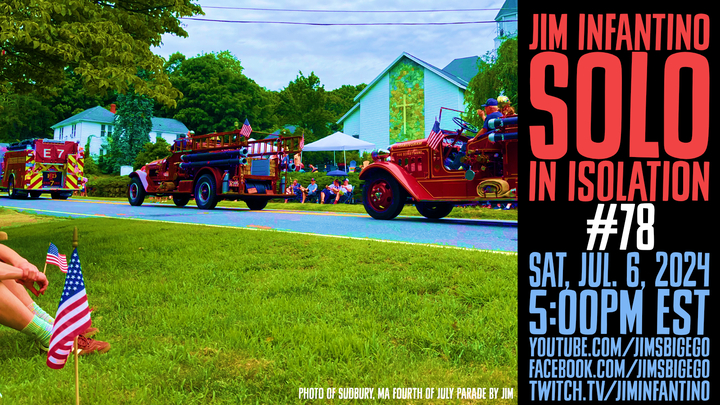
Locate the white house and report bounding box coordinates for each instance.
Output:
[494,0,518,50]
[337,52,478,151]
[51,105,189,157]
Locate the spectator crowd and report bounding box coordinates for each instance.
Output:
[285,177,354,204]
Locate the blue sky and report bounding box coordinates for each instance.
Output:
[153,0,509,91]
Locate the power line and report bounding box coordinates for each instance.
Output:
[181,18,510,26]
[200,6,511,13]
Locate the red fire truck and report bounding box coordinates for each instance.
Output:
[128,129,301,210]
[1,139,84,199]
[360,108,518,220]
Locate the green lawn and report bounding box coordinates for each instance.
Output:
[0,215,517,404]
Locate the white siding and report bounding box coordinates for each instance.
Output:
[359,74,390,150]
[424,69,465,135]
[151,132,180,145]
[342,108,361,139]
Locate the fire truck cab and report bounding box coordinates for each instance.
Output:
[1,139,84,199]
[128,129,301,210]
[360,108,518,220]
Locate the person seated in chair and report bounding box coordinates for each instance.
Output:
[284,180,303,203]
[321,179,341,204]
[338,179,353,203]
[304,178,318,203]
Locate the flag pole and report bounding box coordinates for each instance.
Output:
[43,242,50,274]
[72,227,80,405]
[74,335,79,405]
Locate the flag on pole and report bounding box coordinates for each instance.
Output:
[239,119,252,137]
[299,133,305,150]
[47,248,92,369]
[46,243,68,273]
[426,119,443,150]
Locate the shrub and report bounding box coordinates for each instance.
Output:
[87,176,131,198]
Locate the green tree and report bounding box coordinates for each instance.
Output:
[158,51,276,135]
[111,90,153,171]
[326,83,366,133]
[82,138,101,176]
[0,68,118,142]
[0,92,56,141]
[277,72,335,142]
[134,138,171,170]
[0,0,203,107]
[464,37,518,126]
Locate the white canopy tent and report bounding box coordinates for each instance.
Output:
[302,131,376,171]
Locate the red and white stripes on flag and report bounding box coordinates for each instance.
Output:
[426,119,443,150]
[47,248,91,369]
[299,134,305,150]
[46,242,68,273]
[239,119,252,138]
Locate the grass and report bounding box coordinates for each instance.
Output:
[0,215,518,404]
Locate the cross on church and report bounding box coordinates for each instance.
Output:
[399,94,414,134]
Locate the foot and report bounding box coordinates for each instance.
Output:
[76,335,111,355]
[35,340,49,352]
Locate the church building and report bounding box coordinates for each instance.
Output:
[336,52,477,151]
[336,0,517,151]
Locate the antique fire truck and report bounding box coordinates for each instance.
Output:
[360,108,518,220]
[1,139,84,199]
[128,129,301,210]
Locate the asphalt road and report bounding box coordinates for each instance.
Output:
[1,197,517,252]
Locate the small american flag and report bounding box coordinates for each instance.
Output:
[426,119,443,150]
[299,134,304,150]
[47,248,92,369]
[239,119,252,137]
[46,243,68,273]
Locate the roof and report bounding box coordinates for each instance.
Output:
[51,106,114,129]
[352,52,469,103]
[271,125,298,135]
[51,106,188,134]
[442,56,480,84]
[495,0,517,21]
[336,103,360,125]
[151,117,189,134]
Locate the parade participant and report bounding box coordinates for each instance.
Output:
[471,98,504,141]
[0,244,108,353]
[497,95,515,116]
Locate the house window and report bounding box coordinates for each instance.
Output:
[72,124,77,138]
[59,127,64,140]
[101,124,113,138]
[352,134,360,139]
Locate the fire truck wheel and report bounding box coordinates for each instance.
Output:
[173,195,191,207]
[363,172,406,220]
[194,174,218,210]
[245,198,268,211]
[128,177,146,206]
[415,202,454,219]
[7,177,27,199]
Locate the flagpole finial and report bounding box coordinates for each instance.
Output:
[72,227,78,248]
